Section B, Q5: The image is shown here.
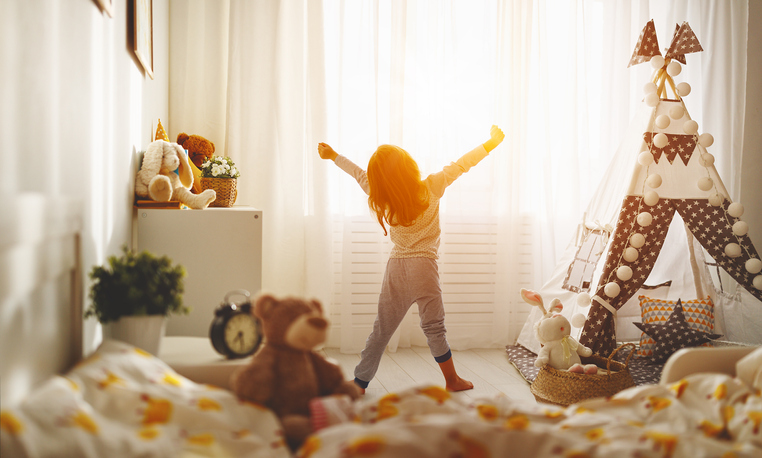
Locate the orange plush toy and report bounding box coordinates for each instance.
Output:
[177,133,215,193]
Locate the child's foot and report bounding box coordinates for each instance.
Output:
[446,376,474,392]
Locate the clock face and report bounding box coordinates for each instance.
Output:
[224,313,260,356]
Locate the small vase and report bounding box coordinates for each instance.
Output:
[109,315,167,355]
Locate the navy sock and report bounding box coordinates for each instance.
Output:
[354,377,369,389]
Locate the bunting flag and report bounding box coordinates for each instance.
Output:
[665,22,703,63]
[628,19,661,67]
[643,132,698,165]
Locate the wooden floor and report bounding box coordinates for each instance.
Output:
[318,346,536,404]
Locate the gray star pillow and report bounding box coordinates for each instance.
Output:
[633,299,722,364]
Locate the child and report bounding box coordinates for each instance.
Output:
[318,125,505,392]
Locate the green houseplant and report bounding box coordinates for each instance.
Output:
[85,246,188,354]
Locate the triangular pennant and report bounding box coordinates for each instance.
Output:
[665,22,703,62]
[668,24,686,64]
[643,132,697,165]
[629,20,662,67]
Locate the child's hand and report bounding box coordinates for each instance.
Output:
[483,125,505,152]
[318,143,338,161]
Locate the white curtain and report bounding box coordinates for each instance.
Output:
[170,0,748,352]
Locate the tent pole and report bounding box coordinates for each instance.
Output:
[684,223,705,299]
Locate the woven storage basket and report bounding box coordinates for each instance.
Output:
[200,177,237,207]
[530,343,637,406]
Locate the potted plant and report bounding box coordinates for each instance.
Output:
[84,245,188,354]
[199,155,240,207]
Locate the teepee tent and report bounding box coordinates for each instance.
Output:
[517,20,762,357]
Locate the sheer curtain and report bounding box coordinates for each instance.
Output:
[170,0,748,353]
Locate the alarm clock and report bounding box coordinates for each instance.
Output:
[209,289,263,359]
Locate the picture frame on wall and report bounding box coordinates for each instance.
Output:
[94,0,114,17]
[134,0,154,79]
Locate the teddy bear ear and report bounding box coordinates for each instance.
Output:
[309,299,323,314]
[254,294,278,319]
[177,133,189,146]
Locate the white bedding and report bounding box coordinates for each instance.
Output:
[301,350,762,458]
[3,341,761,458]
[0,340,290,458]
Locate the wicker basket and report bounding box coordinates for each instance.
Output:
[530,343,637,406]
[200,177,237,207]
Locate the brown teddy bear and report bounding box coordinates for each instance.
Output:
[177,133,215,193]
[230,294,361,450]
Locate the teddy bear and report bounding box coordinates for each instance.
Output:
[176,133,215,193]
[230,294,361,450]
[520,289,598,374]
[135,140,216,209]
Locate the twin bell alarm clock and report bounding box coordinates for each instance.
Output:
[209,289,263,359]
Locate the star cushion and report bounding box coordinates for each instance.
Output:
[633,299,722,364]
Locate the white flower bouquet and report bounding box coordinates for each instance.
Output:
[200,156,240,179]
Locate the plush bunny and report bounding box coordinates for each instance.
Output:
[520,289,597,374]
[135,140,216,209]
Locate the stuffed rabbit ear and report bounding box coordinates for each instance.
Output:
[547,298,564,314]
[135,140,166,197]
[173,143,194,189]
[520,288,543,307]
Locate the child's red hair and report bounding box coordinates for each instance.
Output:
[366,145,430,236]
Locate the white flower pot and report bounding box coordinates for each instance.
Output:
[109,315,167,355]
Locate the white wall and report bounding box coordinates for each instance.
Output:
[0,0,169,399]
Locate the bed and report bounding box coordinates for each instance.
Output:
[2,340,761,458]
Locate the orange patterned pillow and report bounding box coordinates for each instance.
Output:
[636,296,715,358]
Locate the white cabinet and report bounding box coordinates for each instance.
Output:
[133,206,262,337]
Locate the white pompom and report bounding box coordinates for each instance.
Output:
[677,82,692,96]
[683,120,699,135]
[698,133,714,148]
[645,92,660,107]
[643,82,658,94]
[646,174,663,189]
[746,258,762,275]
[617,265,633,281]
[733,221,749,237]
[630,233,646,248]
[667,61,682,76]
[604,282,621,298]
[637,212,653,227]
[571,313,587,328]
[725,243,742,258]
[653,133,669,148]
[754,275,762,290]
[697,177,714,191]
[655,115,671,129]
[643,191,660,207]
[576,292,592,307]
[708,194,723,207]
[728,202,745,218]
[698,153,715,167]
[669,106,685,120]
[650,55,665,69]
[624,247,639,262]
[638,151,654,166]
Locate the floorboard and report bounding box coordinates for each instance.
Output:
[323,346,535,405]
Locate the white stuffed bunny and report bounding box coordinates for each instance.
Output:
[136,140,216,209]
[521,288,597,374]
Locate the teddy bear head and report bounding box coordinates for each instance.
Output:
[254,294,329,351]
[177,133,215,168]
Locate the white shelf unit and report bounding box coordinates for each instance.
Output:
[133,206,263,337]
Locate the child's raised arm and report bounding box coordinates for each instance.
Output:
[318,142,370,195]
